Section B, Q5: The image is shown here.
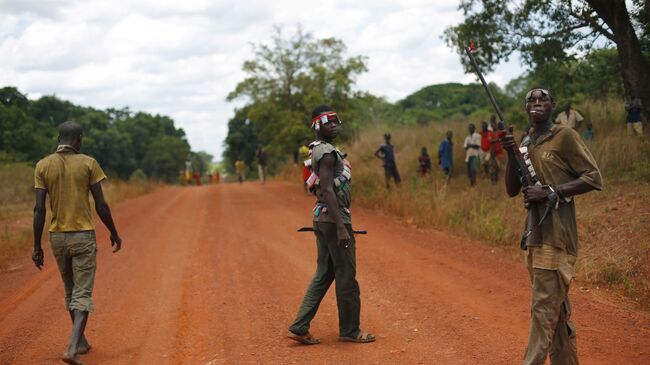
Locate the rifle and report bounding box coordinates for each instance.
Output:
[297,227,367,235]
[463,45,556,249]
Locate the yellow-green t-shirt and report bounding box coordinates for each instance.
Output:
[34,151,107,232]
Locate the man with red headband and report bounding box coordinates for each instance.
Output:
[287,105,375,345]
[502,88,602,365]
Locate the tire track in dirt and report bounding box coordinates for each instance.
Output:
[0,182,648,364]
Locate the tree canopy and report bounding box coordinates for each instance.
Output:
[224,27,368,174]
[0,87,198,182]
[444,0,650,118]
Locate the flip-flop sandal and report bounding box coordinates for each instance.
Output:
[287,331,320,345]
[339,331,376,343]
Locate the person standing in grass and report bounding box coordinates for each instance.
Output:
[32,121,122,365]
[625,95,643,136]
[463,123,481,186]
[417,147,432,177]
[501,88,602,365]
[374,133,401,190]
[288,105,374,345]
[554,102,585,130]
[438,131,453,179]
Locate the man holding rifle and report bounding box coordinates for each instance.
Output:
[501,88,602,365]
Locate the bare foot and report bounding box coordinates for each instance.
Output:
[77,338,92,355]
[62,351,85,365]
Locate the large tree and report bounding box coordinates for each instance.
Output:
[225,26,367,170]
[444,0,650,119]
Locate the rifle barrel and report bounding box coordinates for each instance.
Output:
[463,47,506,123]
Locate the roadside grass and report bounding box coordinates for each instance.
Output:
[0,163,160,270]
[281,97,650,307]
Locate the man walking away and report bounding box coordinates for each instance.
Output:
[463,123,481,186]
[235,158,246,184]
[32,121,122,365]
[374,133,401,189]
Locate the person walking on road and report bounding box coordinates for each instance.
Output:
[256,145,268,184]
[32,121,122,365]
[235,158,246,184]
[374,133,401,190]
[501,88,602,365]
[288,105,375,345]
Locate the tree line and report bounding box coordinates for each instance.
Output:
[0,87,210,182]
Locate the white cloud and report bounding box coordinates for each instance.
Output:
[0,0,523,160]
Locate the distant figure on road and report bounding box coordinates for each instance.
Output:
[502,88,602,365]
[374,133,401,189]
[299,138,311,193]
[438,131,453,179]
[256,145,268,184]
[193,170,201,186]
[32,121,122,365]
[417,147,432,177]
[235,159,246,184]
[463,123,481,186]
[288,104,375,345]
[625,95,643,136]
[554,102,584,130]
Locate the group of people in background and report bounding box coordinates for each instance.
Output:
[180,158,221,186]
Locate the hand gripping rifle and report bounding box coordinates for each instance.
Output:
[463,45,556,249]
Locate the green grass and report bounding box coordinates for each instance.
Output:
[336,97,650,307]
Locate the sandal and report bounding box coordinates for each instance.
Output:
[287,331,320,345]
[339,331,376,343]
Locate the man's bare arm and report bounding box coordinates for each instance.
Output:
[32,188,47,269]
[90,182,122,252]
[318,153,351,246]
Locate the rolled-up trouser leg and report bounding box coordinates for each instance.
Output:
[523,268,567,365]
[550,297,578,365]
[289,223,335,335]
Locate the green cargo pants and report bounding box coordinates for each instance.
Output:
[50,230,97,312]
[523,266,578,365]
[289,222,361,338]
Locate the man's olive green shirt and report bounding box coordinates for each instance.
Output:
[35,148,107,232]
[527,124,602,256]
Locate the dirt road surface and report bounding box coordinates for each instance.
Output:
[1,182,648,364]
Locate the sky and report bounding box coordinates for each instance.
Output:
[0,0,524,160]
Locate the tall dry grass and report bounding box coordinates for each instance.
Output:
[0,163,160,270]
[334,97,649,307]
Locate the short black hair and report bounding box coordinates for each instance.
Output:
[58,121,83,140]
[311,105,333,118]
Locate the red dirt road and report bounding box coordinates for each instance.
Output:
[0,182,648,364]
